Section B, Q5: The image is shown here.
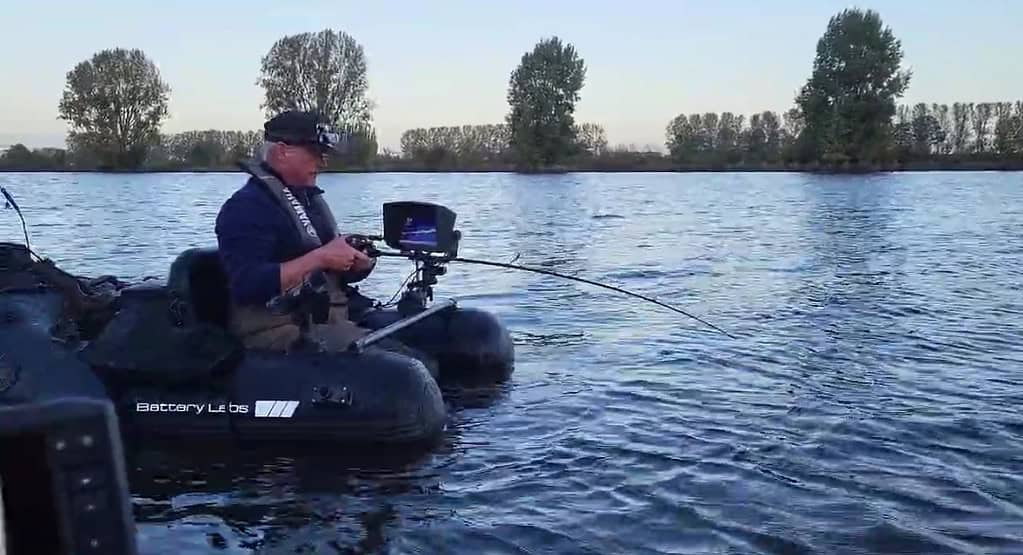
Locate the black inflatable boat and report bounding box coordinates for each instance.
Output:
[0,200,515,447]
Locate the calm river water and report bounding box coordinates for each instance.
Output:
[1,170,1022,554]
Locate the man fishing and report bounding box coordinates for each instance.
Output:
[215,110,437,372]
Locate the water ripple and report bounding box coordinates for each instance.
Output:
[2,170,1023,554]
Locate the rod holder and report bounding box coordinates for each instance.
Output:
[348,298,457,354]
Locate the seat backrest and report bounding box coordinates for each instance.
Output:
[167,248,231,328]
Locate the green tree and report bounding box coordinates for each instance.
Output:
[991,102,1016,156]
[0,146,69,170]
[950,102,973,154]
[400,124,511,169]
[57,48,170,169]
[258,27,378,166]
[716,112,743,163]
[575,123,608,157]
[761,111,783,160]
[993,104,1023,156]
[970,103,994,153]
[698,113,719,154]
[931,103,952,155]
[910,103,945,157]
[506,37,586,170]
[325,125,378,169]
[665,113,699,163]
[795,8,911,165]
[743,113,766,161]
[258,29,372,131]
[891,104,914,159]
[781,108,807,161]
[0,144,36,168]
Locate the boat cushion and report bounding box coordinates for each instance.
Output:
[167,247,231,328]
[79,284,241,387]
[79,248,241,387]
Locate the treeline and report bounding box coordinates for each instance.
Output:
[659,101,1023,168]
[150,130,263,169]
[0,128,382,172]
[3,8,1023,173]
[1,130,262,171]
[0,120,681,172]
[666,110,791,166]
[5,100,1022,171]
[393,122,610,170]
[4,101,1021,172]
[891,102,1023,159]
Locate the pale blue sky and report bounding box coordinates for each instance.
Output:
[1,0,1020,152]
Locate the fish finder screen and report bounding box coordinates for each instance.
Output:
[400,214,438,249]
[382,201,457,254]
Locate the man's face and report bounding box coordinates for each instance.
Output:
[275,143,328,186]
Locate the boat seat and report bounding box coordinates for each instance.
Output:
[167,247,231,328]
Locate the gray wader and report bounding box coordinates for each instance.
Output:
[227,276,367,352]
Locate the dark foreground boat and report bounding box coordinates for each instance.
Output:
[0,202,515,447]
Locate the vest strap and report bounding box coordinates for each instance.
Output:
[237,159,339,253]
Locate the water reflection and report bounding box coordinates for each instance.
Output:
[793,174,904,320]
[4,171,1023,554]
[130,444,437,553]
[495,173,594,295]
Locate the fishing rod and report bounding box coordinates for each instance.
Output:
[369,250,736,339]
[352,200,736,339]
[458,256,735,339]
[1,186,34,258]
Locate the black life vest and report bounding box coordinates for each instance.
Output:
[236,159,339,256]
[236,159,374,293]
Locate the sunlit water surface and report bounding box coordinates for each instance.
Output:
[2,170,1022,554]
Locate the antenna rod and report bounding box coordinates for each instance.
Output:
[1,186,32,254]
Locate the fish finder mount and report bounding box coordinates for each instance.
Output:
[348,202,462,317]
[385,201,459,316]
[343,202,463,353]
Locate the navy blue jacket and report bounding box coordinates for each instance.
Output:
[215,167,338,306]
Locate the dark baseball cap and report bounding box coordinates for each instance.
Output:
[263,110,344,154]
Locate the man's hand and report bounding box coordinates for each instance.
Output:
[343,235,377,272]
[316,236,371,272]
[279,237,373,296]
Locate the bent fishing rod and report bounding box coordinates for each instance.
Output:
[369,248,736,339]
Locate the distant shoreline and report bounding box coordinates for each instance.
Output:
[2,164,1022,175]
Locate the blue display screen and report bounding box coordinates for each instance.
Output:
[400,214,438,248]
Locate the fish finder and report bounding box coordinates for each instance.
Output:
[0,398,137,555]
[382,201,460,257]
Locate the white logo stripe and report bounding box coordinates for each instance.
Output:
[255,401,275,417]
[252,400,301,418]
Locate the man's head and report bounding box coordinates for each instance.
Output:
[260,111,341,187]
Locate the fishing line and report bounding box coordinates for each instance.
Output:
[373,251,736,339]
